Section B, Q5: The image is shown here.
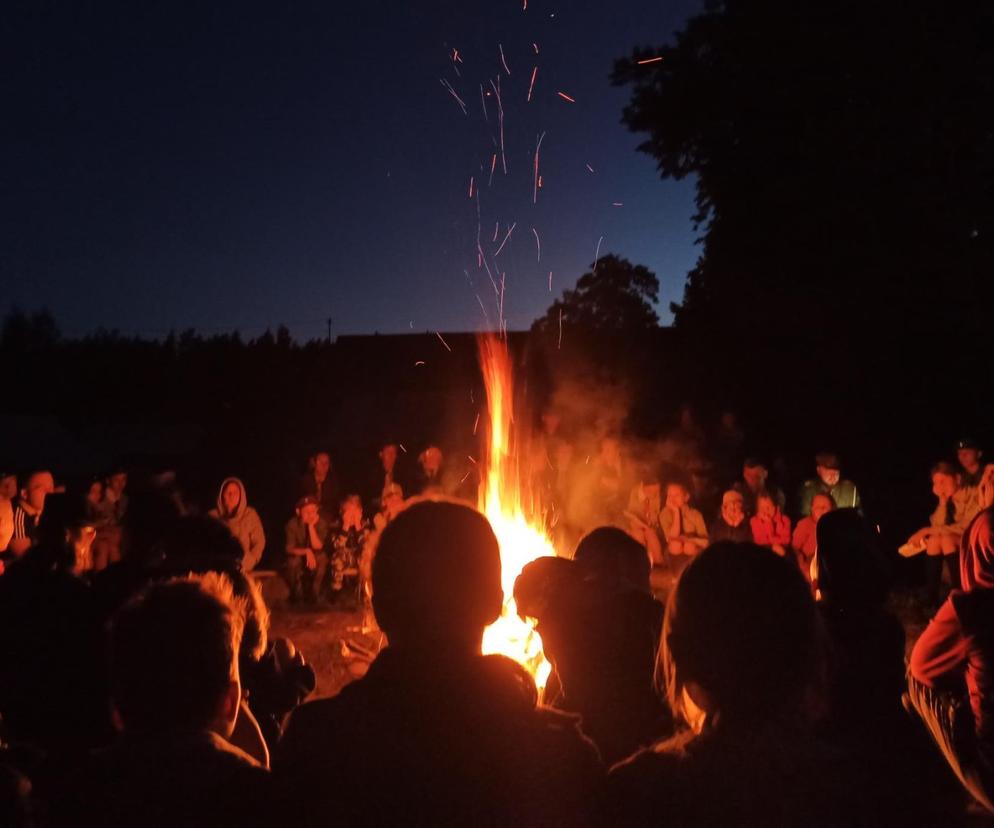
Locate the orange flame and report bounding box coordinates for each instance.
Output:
[477,334,554,689]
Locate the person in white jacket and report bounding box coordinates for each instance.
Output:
[209,477,266,572]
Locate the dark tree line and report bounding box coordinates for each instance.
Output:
[613,0,994,341]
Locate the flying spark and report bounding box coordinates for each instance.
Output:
[637,56,663,64]
[594,235,604,271]
[548,271,553,292]
[435,332,452,352]
[557,91,576,103]
[533,131,546,204]
[440,79,467,114]
[612,202,623,207]
[494,222,516,257]
[469,177,475,198]
[586,163,595,173]
[527,66,538,101]
[499,44,511,75]
[532,227,541,262]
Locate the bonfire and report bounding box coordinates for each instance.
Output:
[477,334,555,689]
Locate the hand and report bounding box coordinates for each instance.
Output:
[771,544,787,557]
[304,511,319,526]
[305,550,317,570]
[909,528,930,546]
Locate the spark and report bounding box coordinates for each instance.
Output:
[533,131,546,204]
[473,412,480,435]
[480,85,488,121]
[527,66,538,102]
[499,44,511,75]
[523,0,527,8]
[594,235,604,272]
[460,469,473,485]
[557,91,576,103]
[452,48,463,63]
[415,361,425,367]
[548,271,553,292]
[533,42,539,54]
[469,176,475,198]
[637,56,663,65]
[532,227,541,262]
[490,78,507,174]
[467,455,477,465]
[399,444,408,453]
[558,308,563,349]
[489,153,497,186]
[435,332,452,352]
[476,293,490,322]
[492,221,499,242]
[612,202,623,207]
[440,78,467,114]
[494,222,516,257]
[586,163,595,173]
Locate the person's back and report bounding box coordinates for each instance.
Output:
[604,543,870,827]
[54,576,271,828]
[515,528,670,767]
[275,499,601,827]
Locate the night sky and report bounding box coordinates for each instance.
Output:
[4,1,701,340]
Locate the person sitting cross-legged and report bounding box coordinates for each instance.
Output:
[52,576,271,828]
[659,482,708,573]
[275,499,602,828]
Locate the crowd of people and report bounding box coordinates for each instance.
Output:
[1,407,994,825]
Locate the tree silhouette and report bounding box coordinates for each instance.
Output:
[613,1,994,339]
[531,255,660,335]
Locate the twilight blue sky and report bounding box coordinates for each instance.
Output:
[3,1,701,340]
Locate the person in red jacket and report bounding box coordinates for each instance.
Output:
[908,476,994,813]
[792,492,835,583]
[750,492,792,557]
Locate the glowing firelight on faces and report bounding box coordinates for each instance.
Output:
[477,335,554,689]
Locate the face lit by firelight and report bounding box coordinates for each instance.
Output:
[756,495,777,521]
[810,494,834,523]
[222,482,241,515]
[666,483,689,510]
[721,493,745,527]
[932,472,957,500]
[313,453,331,481]
[817,465,841,487]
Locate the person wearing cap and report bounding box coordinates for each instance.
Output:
[284,496,331,605]
[798,451,861,517]
[957,438,985,488]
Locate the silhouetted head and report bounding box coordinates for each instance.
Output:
[372,499,502,652]
[662,542,823,729]
[573,526,651,594]
[816,509,888,607]
[158,515,243,574]
[34,492,96,573]
[110,576,244,738]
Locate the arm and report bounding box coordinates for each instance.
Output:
[910,599,968,685]
[774,514,793,546]
[246,509,266,571]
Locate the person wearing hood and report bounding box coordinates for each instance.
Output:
[209,478,265,572]
[909,466,994,814]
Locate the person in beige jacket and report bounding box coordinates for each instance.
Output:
[659,482,709,561]
[209,477,266,572]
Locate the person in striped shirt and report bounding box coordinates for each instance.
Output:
[7,470,55,558]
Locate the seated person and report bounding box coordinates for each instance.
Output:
[329,494,370,601]
[412,445,447,495]
[732,458,784,516]
[275,499,602,827]
[957,438,985,488]
[625,471,663,566]
[798,451,861,516]
[7,470,55,558]
[659,482,708,561]
[367,442,407,510]
[208,478,266,572]
[514,528,671,766]
[750,493,792,557]
[283,497,331,605]
[605,543,862,826]
[909,498,994,814]
[54,576,271,828]
[708,490,752,543]
[907,460,981,599]
[297,451,338,521]
[792,492,834,582]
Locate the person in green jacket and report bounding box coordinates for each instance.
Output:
[798,451,861,516]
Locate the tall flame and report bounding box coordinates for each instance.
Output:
[477,334,555,689]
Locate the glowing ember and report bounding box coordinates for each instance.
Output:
[477,335,554,689]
